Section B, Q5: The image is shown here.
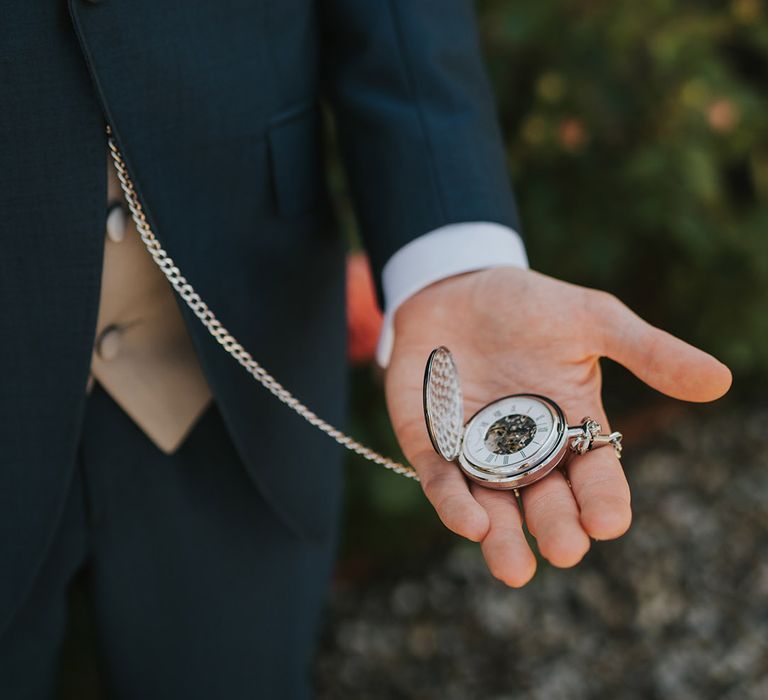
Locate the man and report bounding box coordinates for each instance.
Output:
[0,1,731,698]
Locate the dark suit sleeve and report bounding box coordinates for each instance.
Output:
[320,0,521,298]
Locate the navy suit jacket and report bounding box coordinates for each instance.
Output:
[0,0,519,630]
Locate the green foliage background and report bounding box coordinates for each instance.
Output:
[481,0,768,376]
[336,0,768,559]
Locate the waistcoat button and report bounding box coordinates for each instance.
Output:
[106,202,127,243]
[96,325,122,361]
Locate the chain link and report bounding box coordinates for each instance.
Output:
[106,126,418,482]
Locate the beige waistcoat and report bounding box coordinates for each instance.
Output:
[86,154,212,453]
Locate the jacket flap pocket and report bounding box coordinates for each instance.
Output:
[267,104,322,217]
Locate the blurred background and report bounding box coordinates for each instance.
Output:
[317,1,768,697]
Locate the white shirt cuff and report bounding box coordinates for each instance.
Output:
[375,222,529,368]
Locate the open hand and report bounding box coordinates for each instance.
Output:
[385,267,731,586]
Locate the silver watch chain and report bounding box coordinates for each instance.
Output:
[106,125,419,482]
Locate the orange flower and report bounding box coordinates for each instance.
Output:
[558,117,588,152]
[707,99,740,133]
[347,252,383,365]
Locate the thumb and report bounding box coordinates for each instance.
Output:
[596,292,732,402]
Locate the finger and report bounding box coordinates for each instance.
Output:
[565,407,632,541]
[471,483,536,587]
[385,347,490,542]
[414,448,490,542]
[594,292,732,402]
[521,469,591,567]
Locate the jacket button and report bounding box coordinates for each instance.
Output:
[96,325,122,361]
[106,202,126,243]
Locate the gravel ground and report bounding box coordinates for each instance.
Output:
[314,406,768,700]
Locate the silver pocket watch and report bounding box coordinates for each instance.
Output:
[423,347,623,490]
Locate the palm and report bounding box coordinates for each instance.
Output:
[385,267,731,586]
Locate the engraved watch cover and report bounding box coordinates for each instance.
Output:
[423,346,464,462]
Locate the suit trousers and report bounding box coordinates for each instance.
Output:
[0,383,341,699]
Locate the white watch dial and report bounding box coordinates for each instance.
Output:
[462,395,559,474]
